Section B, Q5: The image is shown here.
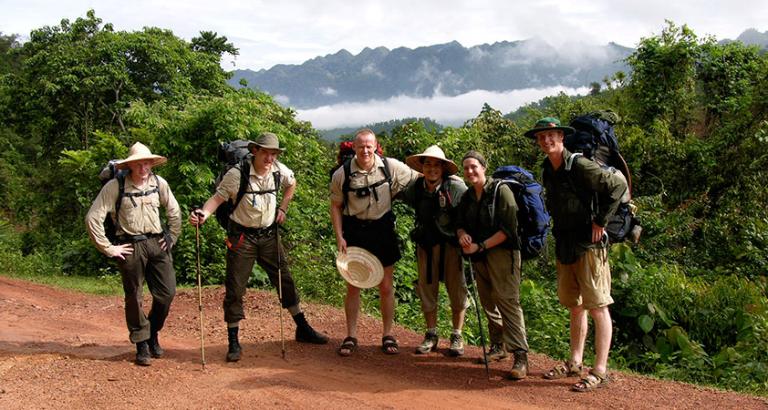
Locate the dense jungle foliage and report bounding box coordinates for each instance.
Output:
[0,14,766,394]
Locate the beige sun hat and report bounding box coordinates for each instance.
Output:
[405,145,458,175]
[247,132,286,152]
[115,142,167,170]
[336,247,384,289]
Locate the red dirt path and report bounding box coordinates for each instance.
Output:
[0,276,766,409]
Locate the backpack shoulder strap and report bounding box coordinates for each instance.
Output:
[233,158,251,209]
[113,173,126,233]
[380,155,392,185]
[341,157,353,210]
[564,153,596,216]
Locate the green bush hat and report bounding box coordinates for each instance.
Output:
[248,132,285,152]
[524,117,575,139]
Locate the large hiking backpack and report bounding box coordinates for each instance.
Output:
[491,165,551,260]
[565,111,641,244]
[566,110,632,195]
[97,160,163,243]
[213,140,281,230]
[564,153,641,244]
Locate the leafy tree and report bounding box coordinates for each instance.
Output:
[191,31,239,57]
[626,21,704,136]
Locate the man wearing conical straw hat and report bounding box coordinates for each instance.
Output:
[86,142,181,366]
[402,145,469,356]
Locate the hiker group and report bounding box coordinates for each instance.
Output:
[85,113,640,393]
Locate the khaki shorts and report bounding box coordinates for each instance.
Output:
[556,247,614,310]
[415,243,468,314]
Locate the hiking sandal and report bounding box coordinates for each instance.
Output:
[337,336,358,357]
[571,370,610,392]
[543,361,583,379]
[381,335,399,355]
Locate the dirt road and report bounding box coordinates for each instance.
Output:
[0,276,765,409]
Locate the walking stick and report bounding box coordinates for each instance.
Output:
[275,224,286,360]
[193,208,206,369]
[465,257,490,380]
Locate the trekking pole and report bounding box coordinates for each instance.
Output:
[193,207,206,369]
[275,224,286,360]
[465,257,490,380]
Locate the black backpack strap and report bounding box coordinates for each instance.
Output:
[113,173,126,234]
[232,158,251,210]
[341,157,353,211]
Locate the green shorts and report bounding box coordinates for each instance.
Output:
[556,247,614,310]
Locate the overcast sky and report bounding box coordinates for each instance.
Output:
[2,1,766,128]
[2,0,765,71]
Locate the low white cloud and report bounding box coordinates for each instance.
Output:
[296,86,589,129]
[318,87,338,96]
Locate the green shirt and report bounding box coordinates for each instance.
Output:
[402,175,467,246]
[542,149,627,263]
[456,178,519,250]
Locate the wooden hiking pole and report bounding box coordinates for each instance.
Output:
[466,258,490,380]
[194,209,206,369]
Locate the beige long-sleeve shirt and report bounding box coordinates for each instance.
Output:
[85,174,181,255]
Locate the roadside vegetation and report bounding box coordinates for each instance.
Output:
[1,14,765,395]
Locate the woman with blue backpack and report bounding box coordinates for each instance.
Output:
[455,150,530,380]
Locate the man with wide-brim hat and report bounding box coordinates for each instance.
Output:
[247,132,286,153]
[523,117,575,139]
[190,131,329,362]
[115,142,168,169]
[402,145,469,356]
[530,116,626,391]
[86,142,181,366]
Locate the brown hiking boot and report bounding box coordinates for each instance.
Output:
[148,332,164,358]
[226,327,241,362]
[506,350,528,380]
[135,341,151,366]
[474,343,509,364]
[293,313,329,344]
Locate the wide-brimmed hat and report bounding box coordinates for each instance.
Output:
[336,247,384,289]
[115,142,167,170]
[248,132,285,152]
[405,145,459,175]
[524,117,575,139]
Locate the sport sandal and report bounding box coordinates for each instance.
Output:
[337,336,358,357]
[382,335,399,355]
[571,370,610,392]
[543,361,583,379]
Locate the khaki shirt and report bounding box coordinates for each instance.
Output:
[330,155,417,220]
[85,174,181,255]
[216,160,295,228]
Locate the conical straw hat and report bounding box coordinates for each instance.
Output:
[116,142,167,170]
[336,246,384,289]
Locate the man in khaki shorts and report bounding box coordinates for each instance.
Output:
[527,117,626,392]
